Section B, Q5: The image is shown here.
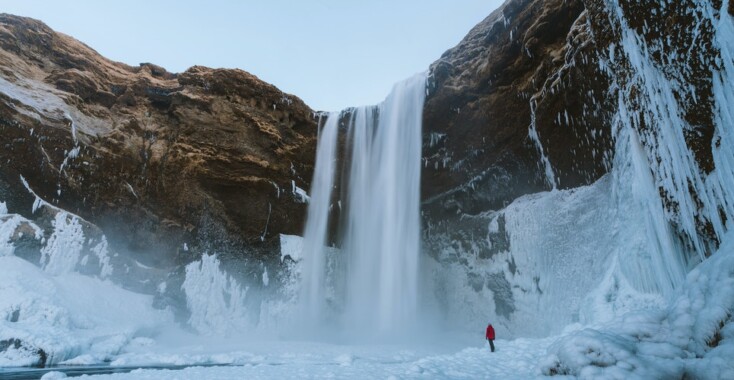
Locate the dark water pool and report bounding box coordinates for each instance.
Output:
[0,363,233,379]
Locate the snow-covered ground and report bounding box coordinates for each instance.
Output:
[29,337,554,380]
[54,234,734,379]
[2,231,733,379]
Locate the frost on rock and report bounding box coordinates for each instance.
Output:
[528,97,558,189]
[291,180,310,203]
[0,199,43,258]
[40,212,85,276]
[19,175,52,214]
[13,178,114,278]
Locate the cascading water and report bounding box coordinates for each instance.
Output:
[299,73,427,338]
[299,113,340,326]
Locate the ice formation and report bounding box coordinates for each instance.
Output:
[541,230,734,379]
[182,254,251,335]
[40,212,85,276]
[0,256,170,367]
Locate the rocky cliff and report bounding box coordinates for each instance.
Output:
[420,0,734,337]
[1,0,731,293]
[422,0,732,260]
[0,14,317,272]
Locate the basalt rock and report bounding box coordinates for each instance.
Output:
[0,14,317,268]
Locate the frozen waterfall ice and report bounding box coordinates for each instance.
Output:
[299,73,427,338]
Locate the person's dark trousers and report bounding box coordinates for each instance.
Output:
[488,339,495,352]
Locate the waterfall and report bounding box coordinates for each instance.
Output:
[299,73,427,338]
[299,113,340,326]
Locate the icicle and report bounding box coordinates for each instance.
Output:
[528,98,558,189]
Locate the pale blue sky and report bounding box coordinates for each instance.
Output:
[1,1,503,111]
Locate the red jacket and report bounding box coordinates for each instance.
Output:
[486,324,495,340]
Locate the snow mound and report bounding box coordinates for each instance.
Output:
[40,371,67,379]
[0,256,172,367]
[541,231,734,379]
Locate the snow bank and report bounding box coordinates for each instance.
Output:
[39,337,553,380]
[41,371,67,379]
[541,231,734,379]
[0,256,171,367]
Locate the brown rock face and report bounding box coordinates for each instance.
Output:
[422,0,614,254]
[0,14,316,267]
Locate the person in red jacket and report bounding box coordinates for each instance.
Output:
[485,323,495,352]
